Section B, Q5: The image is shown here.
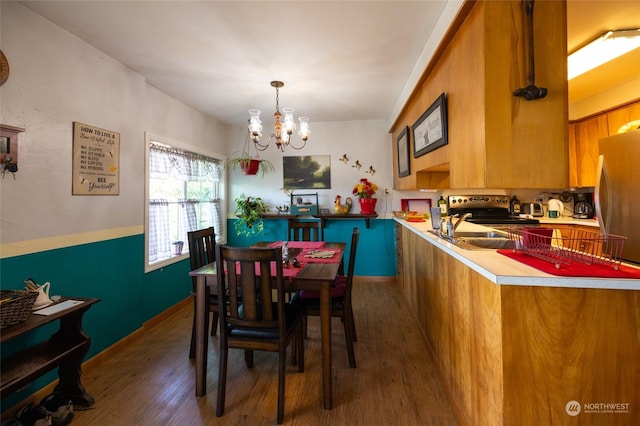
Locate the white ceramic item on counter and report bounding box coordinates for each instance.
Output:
[548,199,564,216]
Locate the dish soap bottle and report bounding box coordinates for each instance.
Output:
[438,196,447,215]
[509,195,521,216]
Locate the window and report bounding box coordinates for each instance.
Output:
[145,133,226,272]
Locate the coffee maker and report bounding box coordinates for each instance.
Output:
[572,190,595,219]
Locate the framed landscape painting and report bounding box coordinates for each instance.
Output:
[283,155,331,189]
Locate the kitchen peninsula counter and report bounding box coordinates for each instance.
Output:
[394,218,639,426]
[396,218,639,290]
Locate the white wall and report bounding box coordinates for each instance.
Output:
[0,1,228,254]
[227,119,396,216]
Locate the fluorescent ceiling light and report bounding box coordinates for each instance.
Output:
[568,29,640,80]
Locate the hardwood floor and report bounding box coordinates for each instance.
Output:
[27,280,458,425]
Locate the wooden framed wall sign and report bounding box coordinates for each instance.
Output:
[397,126,410,177]
[72,122,120,195]
[412,92,448,158]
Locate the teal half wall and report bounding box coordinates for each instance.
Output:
[1,218,396,410]
[0,234,193,410]
[227,217,397,277]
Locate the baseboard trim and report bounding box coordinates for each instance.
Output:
[353,275,396,284]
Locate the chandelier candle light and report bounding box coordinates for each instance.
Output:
[248,81,311,152]
[353,178,378,214]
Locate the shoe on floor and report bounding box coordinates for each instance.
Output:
[39,394,74,426]
[16,402,51,426]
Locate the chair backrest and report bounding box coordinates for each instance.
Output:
[187,227,216,287]
[288,219,324,242]
[215,245,286,333]
[342,227,360,307]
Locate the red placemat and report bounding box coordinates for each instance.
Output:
[497,249,640,279]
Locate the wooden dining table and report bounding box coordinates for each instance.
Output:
[189,241,346,410]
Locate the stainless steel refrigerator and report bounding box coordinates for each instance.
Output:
[596,130,640,265]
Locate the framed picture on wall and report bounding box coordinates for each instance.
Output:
[283,155,331,189]
[412,92,448,158]
[397,126,410,177]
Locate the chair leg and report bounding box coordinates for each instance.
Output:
[349,305,357,342]
[210,310,218,336]
[291,335,298,366]
[277,348,286,424]
[297,326,305,372]
[244,349,254,368]
[343,312,357,368]
[216,346,228,417]
[302,315,308,339]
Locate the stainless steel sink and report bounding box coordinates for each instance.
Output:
[452,231,508,238]
[427,229,513,250]
[456,237,513,250]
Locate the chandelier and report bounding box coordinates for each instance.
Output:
[247,81,311,152]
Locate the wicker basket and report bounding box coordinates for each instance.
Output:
[0,290,38,328]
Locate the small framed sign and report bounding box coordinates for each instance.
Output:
[396,126,410,177]
[72,122,120,195]
[412,92,448,158]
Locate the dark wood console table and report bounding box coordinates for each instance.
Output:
[1,297,100,407]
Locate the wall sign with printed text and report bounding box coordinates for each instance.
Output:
[72,122,120,195]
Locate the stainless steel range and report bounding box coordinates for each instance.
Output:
[447,195,540,225]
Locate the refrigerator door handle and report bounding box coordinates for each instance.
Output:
[594,154,611,234]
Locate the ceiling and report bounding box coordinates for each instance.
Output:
[567,1,640,105]
[17,1,640,127]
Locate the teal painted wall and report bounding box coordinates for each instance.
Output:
[227,217,397,277]
[0,235,192,409]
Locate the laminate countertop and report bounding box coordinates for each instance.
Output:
[394,218,640,291]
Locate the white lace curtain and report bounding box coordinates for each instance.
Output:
[149,143,218,181]
[148,143,221,263]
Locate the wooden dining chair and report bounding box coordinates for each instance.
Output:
[215,245,305,424]
[288,219,324,242]
[285,219,324,301]
[187,227,218,359]
[291,227,360,368]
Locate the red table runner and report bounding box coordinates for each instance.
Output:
[240,241,342,279]
[497,249,640,279]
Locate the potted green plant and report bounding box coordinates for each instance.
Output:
[234,194,268,236]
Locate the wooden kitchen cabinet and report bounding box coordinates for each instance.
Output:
[569,100,640,187]
[397,222,639,425]
[607,100,640,134]
[395,222,404,291]
[392,1,568,190]
[568,115,608,187]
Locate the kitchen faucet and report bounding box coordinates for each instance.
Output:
[448,213,473,238]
